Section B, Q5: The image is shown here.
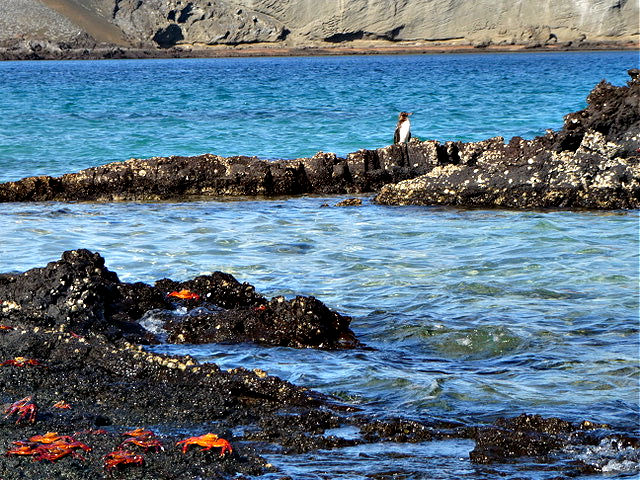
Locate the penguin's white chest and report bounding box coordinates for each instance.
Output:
[398,120,411,143]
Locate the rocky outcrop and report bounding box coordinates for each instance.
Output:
[112,0,289,47]
[0,249,358,349]
[0,145,435,202]
[239,0,639,47]
[0,0,637,57]
[1,72,638,209]
[375,69,640,209]
[0,252,638,478]
[469,414,639,469]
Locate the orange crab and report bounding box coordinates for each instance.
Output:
[33,439,90,462]
[6,444,36,456]
[176,433,232,456]
[0,325,13,330]
[104,449,144,471]
[119,428,163,452]
[120,436,164,452]
[6,435,90,462]
[0,357,40,367]
[122,427,154,438]
[4,396,37,424]
[52,400,72,409]
[29,432,75,444]
[168,289,201,301]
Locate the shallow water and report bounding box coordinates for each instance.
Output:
[0,52,638,478]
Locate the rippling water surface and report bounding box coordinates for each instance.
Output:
[0,51,638,479]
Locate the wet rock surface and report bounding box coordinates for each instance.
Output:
[0,249,357,350]
[375,69,640,209]
[1,73,638,210]
[469,414,640,474]
[0,252,638,478]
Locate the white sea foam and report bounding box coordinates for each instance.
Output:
[569,437,640,474]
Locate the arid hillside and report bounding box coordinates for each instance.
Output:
[1,0,638,58]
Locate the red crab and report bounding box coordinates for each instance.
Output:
[6,444,35,456]
[0,357,40,367]
[33,439,90,462]
[29,432,75,444]
[119,428,163,452]
[176,433,232,456]
[6,435,90,462]
[0,325,13,331]
[4,396,37,424]
[168,289,200,301]
[120,436,164,452]
[104,449,144,471]
[122,427,154,438]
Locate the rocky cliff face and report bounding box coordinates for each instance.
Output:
[112,0,288,47]
[238,0,638,46]
[114,0,640,47]
[0,0,637,53]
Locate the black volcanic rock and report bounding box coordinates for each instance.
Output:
[0,250,358,350]
[0,253,638,478]
[468,413,629,468]
[0,147,435,202]
[164,294,359,349]
[0,249,160,342]
[1,74,638,209]
[375,70,640,209]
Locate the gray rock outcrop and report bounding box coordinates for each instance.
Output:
[237,0,639,46]
[112,0,288,47]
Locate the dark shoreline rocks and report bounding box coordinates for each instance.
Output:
[1,71,638,210]
[0,249,359,350]
[0,251,638,478]
[0,40,635,62]
[0,145,434,202]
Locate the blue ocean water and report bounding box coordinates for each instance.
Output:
[0,52,639,479]
[0,51,637,181]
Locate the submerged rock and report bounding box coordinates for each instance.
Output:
[375,69,640,209]
[0,249,358,350]
[335,197,363,207]
[468,412,638,475]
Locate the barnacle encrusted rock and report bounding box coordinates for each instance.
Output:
[0,249,358,349]
[375,69,640,209]
[0,72,637,209]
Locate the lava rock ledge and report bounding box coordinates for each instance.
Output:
[1,71,638,209]
[375,69,640,209]
[0,251,638,478]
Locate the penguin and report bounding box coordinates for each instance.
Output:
[394,112,412,144]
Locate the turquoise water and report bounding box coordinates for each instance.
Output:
[0,52,639,478]
[0,51,637,181]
